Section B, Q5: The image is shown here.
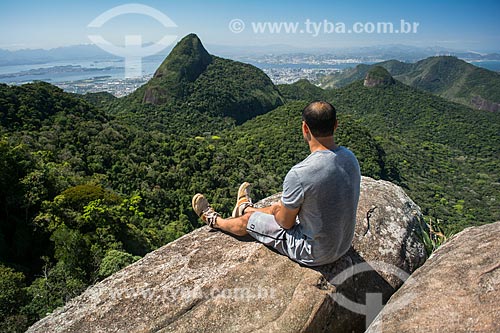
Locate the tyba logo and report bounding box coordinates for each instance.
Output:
[88,4,177,78]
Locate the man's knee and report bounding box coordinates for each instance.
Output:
[239,211,253,227]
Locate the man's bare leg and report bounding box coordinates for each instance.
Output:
[192,193,279,236]
[214,204,279,236]
[213,214,251,236]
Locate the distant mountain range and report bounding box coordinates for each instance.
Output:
[320,56,500,112]
[1,43,499,67]
[0,44,115,66]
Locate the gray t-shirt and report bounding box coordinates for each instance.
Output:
[282,146,361,264]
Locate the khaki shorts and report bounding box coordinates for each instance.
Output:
[246,211,321,266]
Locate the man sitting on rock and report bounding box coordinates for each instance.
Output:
[192,101,361,266]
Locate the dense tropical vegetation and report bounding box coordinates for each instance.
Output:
[0,34,499,331]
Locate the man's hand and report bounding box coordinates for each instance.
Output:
[273,201,299,229]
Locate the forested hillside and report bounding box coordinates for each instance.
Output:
[320,56,500,112]
[1,34,499,332]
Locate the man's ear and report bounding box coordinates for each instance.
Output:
[302,121,311,141]
[302,121,309,133]
[334,119,338,131]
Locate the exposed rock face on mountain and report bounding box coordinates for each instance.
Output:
[367,221,500,333]
[136,33,284,123]
[471,95,500,112]
[27,177,426,333]
[363,66,396,88]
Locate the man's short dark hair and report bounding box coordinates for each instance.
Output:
[302,101,337,137]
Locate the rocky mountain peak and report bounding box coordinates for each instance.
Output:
[363,66,396,87]
[143,33,213,104]
[153,33,212,81]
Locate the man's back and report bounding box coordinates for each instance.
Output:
[282,146,361,264]
[192,100,360,267]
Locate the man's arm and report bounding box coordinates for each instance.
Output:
[271,201,300,229]
[249,201,299,229]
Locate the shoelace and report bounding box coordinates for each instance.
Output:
[203,207,220,228]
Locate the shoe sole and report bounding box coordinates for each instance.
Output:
[192,193,205,217]
[232,182,251,218]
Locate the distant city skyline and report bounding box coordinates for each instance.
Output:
[1,0,500,53]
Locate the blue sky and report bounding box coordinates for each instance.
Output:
[1,0,499,52]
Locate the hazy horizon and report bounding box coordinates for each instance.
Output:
[1,41,499,55]
[1,0,499,53]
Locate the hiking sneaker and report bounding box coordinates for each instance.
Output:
[232,182,254,218]
[192,193,220,228]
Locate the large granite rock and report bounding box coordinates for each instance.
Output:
[27,177,426,333]
[366,221,500,333]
